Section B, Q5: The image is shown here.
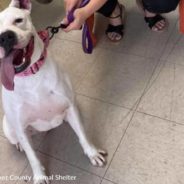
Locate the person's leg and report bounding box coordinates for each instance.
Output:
[97,0,118,17]
[138,0,180,31]
[97,0,125,42]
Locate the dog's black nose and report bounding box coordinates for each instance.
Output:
[0,31,17,56]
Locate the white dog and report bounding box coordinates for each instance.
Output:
[0,1,107,183]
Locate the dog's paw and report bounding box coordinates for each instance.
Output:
[88,149,107,167]
[16,143,24,152]
[34,176,50,184]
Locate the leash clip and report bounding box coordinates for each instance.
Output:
[46,25,61,40]
[46,23,68,40]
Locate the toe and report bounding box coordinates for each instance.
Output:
[152,20,166,32]
[107,32,122,42]
[97,153,106,162]
[107,32,113,40]
[95,157,104,167]
[115,34,122,41]
[90,150,107,167]
[98,149,108,156]
[157,21,165,28]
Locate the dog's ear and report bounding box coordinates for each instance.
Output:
[9,0,32,11]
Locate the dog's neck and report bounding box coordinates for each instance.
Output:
[31,29,44,65]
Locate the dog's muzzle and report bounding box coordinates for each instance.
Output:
[0,30,49,91]
[0,30,17,58]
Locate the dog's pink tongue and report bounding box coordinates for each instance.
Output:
[0,53,15,91]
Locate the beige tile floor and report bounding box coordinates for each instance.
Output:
[0,0,184,184]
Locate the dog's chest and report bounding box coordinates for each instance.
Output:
[21,90,69,124]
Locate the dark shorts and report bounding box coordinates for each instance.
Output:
[142,0,180,13]
[97,0,118,17]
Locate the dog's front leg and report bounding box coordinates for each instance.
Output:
[66,105,107,167]
[16,125,49,184]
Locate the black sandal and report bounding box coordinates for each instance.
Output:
[136,0,167,32]
[145,14,166,31]
[106,4,125,42]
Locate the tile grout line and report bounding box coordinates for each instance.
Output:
[100,19,179,183]
[101,178,119,184]
[77,85,184,127]
[172,62,184,67]
[169,59,176,121]
[76,20,181,126]
[55,36,165,61]
[37,150,103,179]
[76,49,103,92]
[127,19,180,117]
[16,162,29,184]
[167,33,182,121]
[133,25,182,123]
[76,92,132,110]
[99,101,139,183]
[99,80,147,182]
[133,21,180,108]
[136,110,184,127]
[0,134,5,139]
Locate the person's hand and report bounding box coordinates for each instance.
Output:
[62,0,88,32]
[62,8,88,32]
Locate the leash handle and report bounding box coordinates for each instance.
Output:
[82,14,97,54]
[65,0,96,54]
[82,24,93,53]
[81,0,97,54]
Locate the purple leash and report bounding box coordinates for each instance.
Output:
[47,0,94,54]
[67,0,93,54]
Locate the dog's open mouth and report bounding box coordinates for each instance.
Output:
[0,37,34,91]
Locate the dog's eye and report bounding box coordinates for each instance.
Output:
[14,18,23,24]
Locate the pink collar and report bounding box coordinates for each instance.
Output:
[15,30,49,77]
